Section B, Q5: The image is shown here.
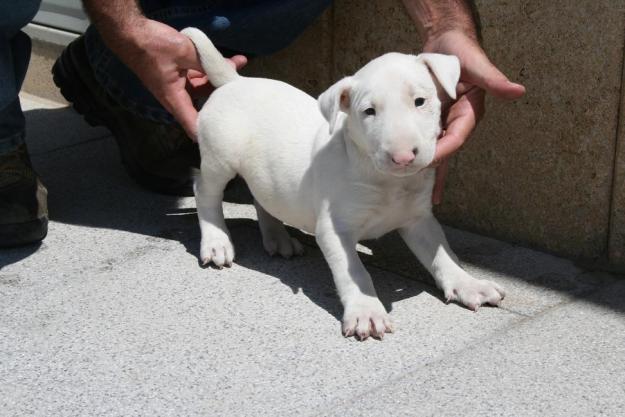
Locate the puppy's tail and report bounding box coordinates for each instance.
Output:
[181,27,239,88]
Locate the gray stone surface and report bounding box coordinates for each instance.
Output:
[1,94,623,416]
[328,280,625,417]
[358,231,616,317]
[0,243,521,417]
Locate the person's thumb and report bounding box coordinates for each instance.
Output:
[464,52,525,100]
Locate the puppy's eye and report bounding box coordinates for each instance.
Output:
[364,108,376,116]
[414,98,426,107]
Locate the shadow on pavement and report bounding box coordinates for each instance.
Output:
[180,220,428,320]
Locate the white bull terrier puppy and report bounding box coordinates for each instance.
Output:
[182,27,505,340]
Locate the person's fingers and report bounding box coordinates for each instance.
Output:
[434,130,466,163]
[186,55,248,98]
[433,88,485,162]
[177,37,248,71]
[455,81,474,96]
[152,34,247,138]
[187,69,205,80]
[160,84,199,141]
[432,159,449,205]
[229,54,248,69]
[187,70,210,96]
[187,80,216,98]
[187,54,247,75]
[187,55,248,86]
[462,51,525,100]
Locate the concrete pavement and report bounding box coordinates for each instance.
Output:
[1,93,624,416]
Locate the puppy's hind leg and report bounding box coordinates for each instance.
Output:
[195,164,236,268]
[254,201,304,259]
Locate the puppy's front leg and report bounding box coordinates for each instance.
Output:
[399,215,505,311]
[316,220,394,339]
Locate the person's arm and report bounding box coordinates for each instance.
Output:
[401,0,525,204]
[82,0,246,140]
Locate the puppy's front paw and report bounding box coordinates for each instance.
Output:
[200,232,235,268]
[444,277,505,311]
[342,295,394,340]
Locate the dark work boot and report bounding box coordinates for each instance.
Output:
[0,144,48,247]
[52,36,200,196]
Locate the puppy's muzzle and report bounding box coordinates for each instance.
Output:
[390,148,418,167]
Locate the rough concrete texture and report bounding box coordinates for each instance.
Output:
[329,281,625,417]
[1,92,624,417]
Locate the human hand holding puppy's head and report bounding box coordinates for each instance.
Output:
[319,52,460,177]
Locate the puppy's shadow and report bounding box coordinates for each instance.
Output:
[181,218,433,321]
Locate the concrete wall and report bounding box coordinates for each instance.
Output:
[23,0,625,268]
[241,0,625,268]
[612,63,625,267]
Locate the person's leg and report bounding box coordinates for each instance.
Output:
[0,0,48,248]
[53,0,332,198]
[0,1,41,153]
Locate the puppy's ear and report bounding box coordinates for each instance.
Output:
[418,53,460,100]
[318,76,353,134]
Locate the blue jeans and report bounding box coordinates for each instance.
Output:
[0,0,41,154]
[85,0,333,123]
